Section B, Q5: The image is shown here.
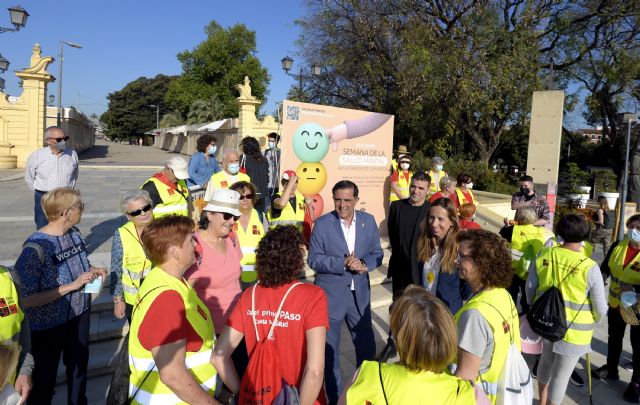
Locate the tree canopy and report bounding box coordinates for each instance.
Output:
[101,74,176,139]
[165,21,271,118]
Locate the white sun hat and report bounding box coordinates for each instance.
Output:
[203,188,241,217]
[166,156,189,180]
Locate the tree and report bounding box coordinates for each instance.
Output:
[186,95,225,124]
[159,109,184,128]
[102,74,176,139]
[165,21,270,118]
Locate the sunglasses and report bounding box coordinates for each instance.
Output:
[221,212,240,221]
[239,194,254,201]
[128,204,152,217]
[49,136,70,142]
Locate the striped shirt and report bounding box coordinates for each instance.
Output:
[24,147,78,191]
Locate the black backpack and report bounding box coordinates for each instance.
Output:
[526,250,588,342]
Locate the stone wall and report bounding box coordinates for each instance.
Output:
[46,106,96,154]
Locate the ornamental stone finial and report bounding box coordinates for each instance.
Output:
[236,76,256,100]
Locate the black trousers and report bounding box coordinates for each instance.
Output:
[507,276,530,314]
[29,309,90,405]
[607,307,640,382]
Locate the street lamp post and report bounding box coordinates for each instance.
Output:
[280,56,320,101]
[57,41,82,126]
[617,113,639,241]
[0,5,29,33]
[149,104,160,129]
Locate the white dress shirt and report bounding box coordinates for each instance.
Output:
[24,147,78,191]
[340,211,357,291]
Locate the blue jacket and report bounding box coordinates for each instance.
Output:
[422,266,471,315]
[187,152,220,187]
[308,211,384,319]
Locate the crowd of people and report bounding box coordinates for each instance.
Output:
[0,127,637,405]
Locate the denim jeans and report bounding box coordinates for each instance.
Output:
[34,190,48,229]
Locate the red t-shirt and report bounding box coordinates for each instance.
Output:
[227,282,329,404]
[624,244,640,267]
[429,192,460,207]
[390,171,410,183]
[138,290,204,352]
[459,219,481,230]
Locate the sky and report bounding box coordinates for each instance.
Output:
[0,1,597,129]
[1,0,306,119]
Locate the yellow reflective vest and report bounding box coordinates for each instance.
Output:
[117,222,151,305]
[128,267,216,404]
[0,266,23,344]
[455,288,519,404]
[209,171,251,190]
[267,191,305,230]
[143,177,189,218]
[534,247,596,345]
[428,169,447,193]
[547,236,593,258]
[0,266,24,385]
[390,170,412,202]
[608,239,640,308]
[511,224,546,280]
[346,360,475,404]
[455,188,478,206]
[235,209,265,283]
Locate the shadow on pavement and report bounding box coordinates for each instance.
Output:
[85,216,126,254]
[79,145,110,160]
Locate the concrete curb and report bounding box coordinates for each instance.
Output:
[79,165,163,170]
[0,173,23,182]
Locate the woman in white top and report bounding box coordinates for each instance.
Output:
[417,197,471,313]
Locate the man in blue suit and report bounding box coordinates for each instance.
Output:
[308,180,384,404]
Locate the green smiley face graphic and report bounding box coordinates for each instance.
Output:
[292,123,330,163]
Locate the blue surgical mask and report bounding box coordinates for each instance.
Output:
[268,141,275,149]
[228,163,240,175]
[435,165,443,171]
[55,140,67,150]
[628,228,640,243]
[208,145,217,155]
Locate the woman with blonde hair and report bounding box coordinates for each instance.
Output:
[0,343,21,405]
[429,176,460,207]
[341,286,475,404]
[417,197,470,313]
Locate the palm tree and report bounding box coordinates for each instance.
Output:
[186,95,225,124]
[159,109,184,127]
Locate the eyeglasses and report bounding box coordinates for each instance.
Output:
[128,204,152,217]
[239,194,254,201]
[49,136,69,142]
[456,251,474,262]
[221,212,240,221]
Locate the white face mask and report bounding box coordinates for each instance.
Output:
[435,165,443,171]
[268,141,275,149]
[465,182,473,189]
[628,228,640,243]
[400,163,410,170]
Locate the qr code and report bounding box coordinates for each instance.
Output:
[286,105,300,121]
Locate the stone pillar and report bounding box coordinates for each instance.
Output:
[235,76,261,140]
[0,44,54,168]
[526,90,564,186]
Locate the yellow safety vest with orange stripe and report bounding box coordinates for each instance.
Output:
[117,222,152,305]
[390,170,412,202]
[0,266,24,385]
[235,209,265,283]
[143,177,189,218]
[608,239,640,308]
[209,171,251,190]
[267,191,305,231]
[128,267,216,404]
[510,224,546,280]
[455,188,478,206]
[428,169,447,193]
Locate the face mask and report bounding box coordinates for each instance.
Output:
[628,228,640,243]
[400,163,410,170]
[268,141,275,149]
[465,182,473,189]
[227,163,240,175]
[55,140,66,150]
[208,145,217,155]
[435,165,443,171]
[520,186,530,194]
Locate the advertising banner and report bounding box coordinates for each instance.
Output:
[280,100,394,227]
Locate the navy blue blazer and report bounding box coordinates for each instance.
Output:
[307,210,384,320]
[420,266,472,315]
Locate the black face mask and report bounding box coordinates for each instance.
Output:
[520,186,531,195]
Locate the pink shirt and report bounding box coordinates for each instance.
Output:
[185,231,242,334]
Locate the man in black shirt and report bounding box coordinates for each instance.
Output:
[377,171,431,361]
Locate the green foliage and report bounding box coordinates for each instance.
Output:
[186,95,225,124]
[562,162,590,193]
[102,74,176,139]
[165,21,270,118]
[444,156,518,195]
[159,109,184,128]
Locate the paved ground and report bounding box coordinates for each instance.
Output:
[1,140,636,404]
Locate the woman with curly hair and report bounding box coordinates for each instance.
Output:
[187,134,220,188]
[240,136,269,214]
[417,197,470,313]
[453,229,520,404]
[212,226,329,405]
